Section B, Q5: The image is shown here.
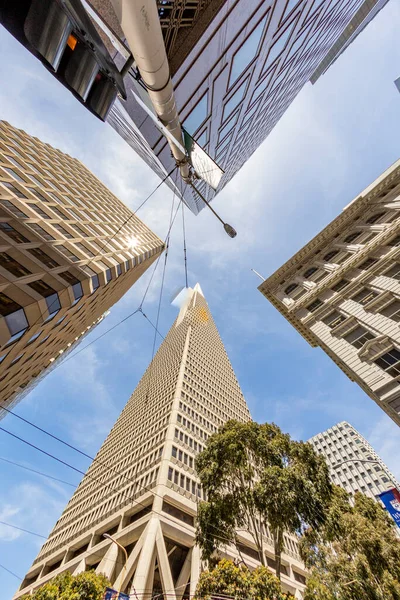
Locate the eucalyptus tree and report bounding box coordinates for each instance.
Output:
[195,420,332,579]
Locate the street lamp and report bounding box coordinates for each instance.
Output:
[190,183,237,238]
[103,534,128,596]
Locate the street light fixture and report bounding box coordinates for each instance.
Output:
[190,183,237,238]
[103,534,128,596]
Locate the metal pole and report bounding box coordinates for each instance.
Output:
[103,534,129,596]
[190,183,237,238]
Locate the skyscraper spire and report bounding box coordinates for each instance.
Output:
[15,286,306,599]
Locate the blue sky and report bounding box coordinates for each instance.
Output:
[1,2,400,596]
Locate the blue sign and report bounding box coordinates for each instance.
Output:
[104,588,129,600]
[379,488,400,528]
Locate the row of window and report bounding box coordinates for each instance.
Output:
[167,466,202,498]
[174,427,205,454]
[284,224,400,297]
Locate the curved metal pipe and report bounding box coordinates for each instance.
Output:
[110,0,190,181]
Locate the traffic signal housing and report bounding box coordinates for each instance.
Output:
[0,0,127,120]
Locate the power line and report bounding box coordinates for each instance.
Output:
[182,202,189,289]
[0,520,47,539]
[0,456,77,488]
[0,562,22,581]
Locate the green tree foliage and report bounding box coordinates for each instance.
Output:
[194,558,294,600]
[195,420,332,579]
[300,486,400,600]
[19,570,111,600]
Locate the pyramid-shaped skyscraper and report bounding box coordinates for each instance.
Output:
[15,285,306,598]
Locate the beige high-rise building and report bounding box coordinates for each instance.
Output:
[15,285,307,599]
[309,421,399,500]
[0,121,164,416]
[258,159,400,427]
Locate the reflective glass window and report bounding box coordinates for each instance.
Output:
[183,93,208,135]
[229,17,266,86]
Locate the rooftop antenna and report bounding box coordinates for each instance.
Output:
[251,268,265,282]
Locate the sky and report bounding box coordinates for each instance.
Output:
[0,1,400,597]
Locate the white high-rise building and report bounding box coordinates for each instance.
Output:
[15,285,307,599]
[309,421,399,500]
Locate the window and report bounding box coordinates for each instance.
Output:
[28,248,59,269]
[343,232,360,244]
[53,224,73,238]
[343,326,375,349]
[28,223,55,241]
[1,181,27,198]
[264,20,296,69]
[307,299,323,312]
[284,283,298,295]
[0,253,31,277]
[26,331,41,346]
[358,258,378,271]
[0,222,29,243]
[72,224,87,237]
[91,274,100,291]
[183,93,208,136]
[331,279,350,293]
[383,263,400,281]
[28,280,61,316]
[229,17,266,85]
[379,300,400,322]
[366,212,385,224]
[323,250,339,262]
[223,79,248,120]
[387,234,400,247]
[29,189,49,203]
[55,245,79,262]
[304,267,318,278]
[50,206,68,220]
[322,311,346,328]
[351,288,378,306]
[74,242,94,257]
[106,268,112,283]
[172,446,177,458]
[1,200,28,219]
[26,203,50,219]
[3,167,25,182]
[374,348,400,377]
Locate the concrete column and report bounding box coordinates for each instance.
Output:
[189,546,201,598]
[132,517,158,598]
[72,558,86,575]
[96,542,119,580]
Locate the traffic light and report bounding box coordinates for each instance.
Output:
[0,0,127,120]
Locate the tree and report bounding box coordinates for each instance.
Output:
[195,420,332,580]
[300,486,400,600]
[194,558,294,600]
[19,570,111,600]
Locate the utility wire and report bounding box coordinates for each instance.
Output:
[182,201,188,289]
[0,520,47,539]
[0,456,77,488]
[0,562,23,581]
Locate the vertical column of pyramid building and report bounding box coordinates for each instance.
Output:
[15,285,307,599]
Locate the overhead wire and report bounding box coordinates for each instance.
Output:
[182,202,188,289]
[0,562,23,581]
[0,455,77,488]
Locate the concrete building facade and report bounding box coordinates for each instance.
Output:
[309,421,399,500]
[0,121,164,416]
[88,0,386,214]
[309,0,389,82]
[15,285,307,599]
[258,160,400,427]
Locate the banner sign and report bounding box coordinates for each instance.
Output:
[183,129,224,190]
[379,488,400,528]
[104,588,129,600]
